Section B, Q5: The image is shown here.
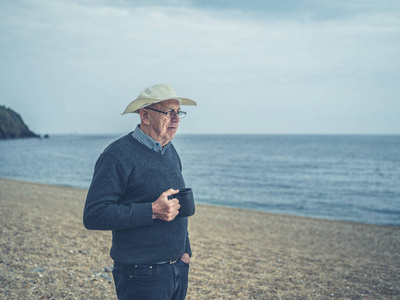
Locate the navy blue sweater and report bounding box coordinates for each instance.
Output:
[83,133,191,264]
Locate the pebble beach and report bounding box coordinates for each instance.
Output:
[0,178,399,299]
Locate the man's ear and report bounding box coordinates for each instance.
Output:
[139,109,150,125]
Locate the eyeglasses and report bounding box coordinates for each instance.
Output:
[146,107,187,119]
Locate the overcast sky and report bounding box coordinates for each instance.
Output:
[1,0,399,135]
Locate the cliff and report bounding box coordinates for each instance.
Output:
[0,106,40,139]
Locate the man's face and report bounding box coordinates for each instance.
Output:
[145,99,181,146]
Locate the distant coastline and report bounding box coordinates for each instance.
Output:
[0,105,40,139]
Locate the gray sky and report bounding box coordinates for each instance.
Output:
[1,0,399,135]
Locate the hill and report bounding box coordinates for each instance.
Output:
[0,106,39,139]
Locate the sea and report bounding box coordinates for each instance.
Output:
[1,134,399,226]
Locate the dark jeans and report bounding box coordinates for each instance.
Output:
[112,259,189,300]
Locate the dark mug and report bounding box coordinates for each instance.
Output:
[169,188,195,217]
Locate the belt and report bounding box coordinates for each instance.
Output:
[155,258,179,265]
[114,259,179,270]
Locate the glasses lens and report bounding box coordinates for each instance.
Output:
[167,111,186,118]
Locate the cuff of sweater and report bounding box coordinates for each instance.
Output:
[143,202,154,226]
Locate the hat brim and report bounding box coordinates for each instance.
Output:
[121,97,197,114]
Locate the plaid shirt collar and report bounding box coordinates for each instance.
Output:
[132,125,171,154]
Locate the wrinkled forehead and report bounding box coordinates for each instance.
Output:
[154,99,181,110]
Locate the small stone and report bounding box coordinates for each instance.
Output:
[31,267,46,272]
[101,274,112,281]
[104,266,113,272]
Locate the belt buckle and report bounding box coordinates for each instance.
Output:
[169,259,178,264]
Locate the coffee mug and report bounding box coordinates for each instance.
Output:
[169,188,195,217]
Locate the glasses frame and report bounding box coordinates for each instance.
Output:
[145,107,186,119]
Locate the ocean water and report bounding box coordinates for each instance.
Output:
[1,134,399,226]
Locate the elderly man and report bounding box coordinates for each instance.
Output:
[83,83,196,300]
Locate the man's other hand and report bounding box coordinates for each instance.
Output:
[181,253,190,264]
[152,189,180,221]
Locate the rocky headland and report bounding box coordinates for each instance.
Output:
[0,106,39,139]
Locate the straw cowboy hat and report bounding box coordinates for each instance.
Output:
[122,83,197,114]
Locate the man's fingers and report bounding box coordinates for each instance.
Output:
[166,199,180,211]
[173,201,181,211]
[169,198,180,206]
[164,189,179,198]
[152,189,181,221]
[163,202,180,221]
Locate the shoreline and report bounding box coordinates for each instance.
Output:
[1,178,399,299]
[1,177,398,228]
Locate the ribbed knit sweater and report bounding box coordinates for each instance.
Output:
[83,133,191,264]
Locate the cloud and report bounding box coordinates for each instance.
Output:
[1,0,399,134]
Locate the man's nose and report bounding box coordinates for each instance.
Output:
[171,113,180,122]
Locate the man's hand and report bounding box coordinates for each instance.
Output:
[152,189,180,221]
[181,253,190,264]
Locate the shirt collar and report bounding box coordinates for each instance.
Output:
[132,125,171,154]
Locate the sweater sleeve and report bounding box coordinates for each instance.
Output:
[83,152,154,231]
